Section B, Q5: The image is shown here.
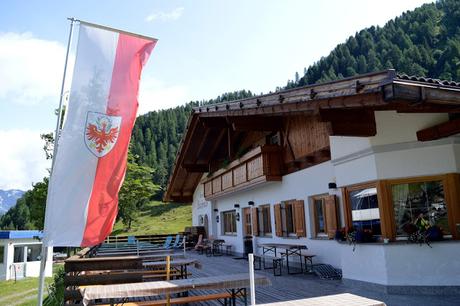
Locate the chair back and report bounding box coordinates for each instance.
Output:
[163,236,173,249]
[127,236,136,245]
[172,234,181,248]
[194,234,203,250]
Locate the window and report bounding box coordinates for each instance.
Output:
[13,246,24,263]
[312,195,339,238]
[283,202,295,235]
[391,180,449,236]
[313,197,326,236]
[349,186,381,235]
[222,210,237,235]
[0,246,4,264]
[274,200,306,237]
[26,245,42,262]
[258,205,272,236]
[342,174,460,240]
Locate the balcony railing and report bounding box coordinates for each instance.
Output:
[203,145,283,200]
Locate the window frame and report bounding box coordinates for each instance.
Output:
[258,204,272,237]
[281,200,297,237]
[311,194,329,238]
[221,210,237,236]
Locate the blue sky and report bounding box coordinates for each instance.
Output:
[0,0,433,190]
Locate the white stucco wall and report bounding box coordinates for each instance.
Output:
[340,241,460,286]
[207,162,343,268]
[192,182,213,237]
[332,111,460,187]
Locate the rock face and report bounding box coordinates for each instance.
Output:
[0,189,25,215]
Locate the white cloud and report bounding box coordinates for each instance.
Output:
[145,7,185,22]
[0,32,66,106]
[0,129,50,191]
[138,75,188,114]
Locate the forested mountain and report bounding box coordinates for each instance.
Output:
[285,0,460,89]
[130,90,255,187]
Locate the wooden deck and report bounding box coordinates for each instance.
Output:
[184,252,459,306]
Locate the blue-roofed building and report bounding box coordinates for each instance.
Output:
[0,230,53,280]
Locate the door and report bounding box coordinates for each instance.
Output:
[242,208,252,236]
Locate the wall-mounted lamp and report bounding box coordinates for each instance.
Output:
[216,215,219,223]
[248,201,255,206]
[213,208,218,212]
[328,182,337,189]
[234,204,240,208]
[236,212,240,222]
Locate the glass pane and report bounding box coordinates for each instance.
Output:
[0,246,4,263]
[315,199,325,233]
[264,206,272,234]
[258,205,272,235]
[349,187,381,235]
[14,246,24,263]
[26,245,42,262]
[285,204,294,234]
[392,180,448,235]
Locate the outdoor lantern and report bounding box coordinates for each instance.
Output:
[248,201,255,206]
[234,204,240,208]
[328,182,337,189]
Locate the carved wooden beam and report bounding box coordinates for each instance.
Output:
[417,118,460,141]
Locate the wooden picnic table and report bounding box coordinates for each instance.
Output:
[143,258,201,279]
[257,293,386,305]
[257,243,307,275]
[80,273,271,306]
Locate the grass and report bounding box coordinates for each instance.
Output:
[111,201,192,236]
[0,263,62,306]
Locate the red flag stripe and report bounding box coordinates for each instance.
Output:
[81,34,156,246]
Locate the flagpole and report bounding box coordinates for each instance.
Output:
[37,17,77,306]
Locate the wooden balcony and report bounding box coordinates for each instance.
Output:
[203,145,283,200]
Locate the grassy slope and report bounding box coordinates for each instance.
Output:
[0,264,62,306]
[111,201,192,236]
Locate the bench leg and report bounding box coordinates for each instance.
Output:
[273,259,282,276]
[253,256,261,270]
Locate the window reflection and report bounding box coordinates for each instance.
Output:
[349,187,381,235]
[392,180,449,235]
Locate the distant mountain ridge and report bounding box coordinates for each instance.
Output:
[0,189,25,215]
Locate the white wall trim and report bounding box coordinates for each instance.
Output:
[332,136,460,166]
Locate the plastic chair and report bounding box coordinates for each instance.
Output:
[127,236,136,245]
[171,234,181,248]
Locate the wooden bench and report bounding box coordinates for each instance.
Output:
[300,254,316,273]
[253,255,284,276]
[97,292,237,306]
[223,244,233,256]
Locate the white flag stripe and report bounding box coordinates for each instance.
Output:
[43,25,119,246]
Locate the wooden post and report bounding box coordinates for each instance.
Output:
[166,255,171,306]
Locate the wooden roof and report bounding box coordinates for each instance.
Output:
[164,69,460,202]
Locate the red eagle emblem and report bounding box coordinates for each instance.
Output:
[84,112,122,157]
[86,122,119,153]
